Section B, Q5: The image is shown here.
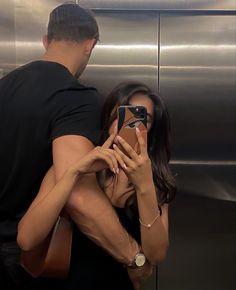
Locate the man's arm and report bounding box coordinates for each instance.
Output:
[53,134,140,265]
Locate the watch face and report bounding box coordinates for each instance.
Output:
[135,253,146,267]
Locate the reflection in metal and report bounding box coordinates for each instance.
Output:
[0,0,15,75]
[171,164,236,201]
[80,12,158,96]
[78,0,236,11]
[96,44,157,50]
[160,15,236,202]
[170,160,236,165]
[161,44,236,50]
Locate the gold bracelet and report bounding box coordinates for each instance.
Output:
[139,212,160,229]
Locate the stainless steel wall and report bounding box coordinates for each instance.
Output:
[79,0,236,11]
[80,11,158,96]
[160,14,236,201]
[158,13,236,290]
[0,0,16,76]
[0,1,236,290]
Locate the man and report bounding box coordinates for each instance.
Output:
[0,3,151,290]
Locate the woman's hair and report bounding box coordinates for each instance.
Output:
[99,81,176,208]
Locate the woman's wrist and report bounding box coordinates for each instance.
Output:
[134,178,155,195]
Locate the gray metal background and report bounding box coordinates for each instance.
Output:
[0,0,235,289]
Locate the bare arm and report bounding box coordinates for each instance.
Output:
[114,130,169,265]
[17,167,78,251]
[17,134,123,251]
[136,182,169,265]
[53,135,140,265]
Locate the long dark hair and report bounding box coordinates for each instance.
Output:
[99,81,176,208]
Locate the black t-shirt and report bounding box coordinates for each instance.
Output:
[66,207,140,290]
[0,60,101,242]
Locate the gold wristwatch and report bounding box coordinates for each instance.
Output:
[127,252,146,268]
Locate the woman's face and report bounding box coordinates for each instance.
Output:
[109,93,154,135]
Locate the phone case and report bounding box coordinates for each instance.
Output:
[117,106,147,153]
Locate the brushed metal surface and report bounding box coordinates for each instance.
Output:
[160,14,236,201]
[0,0,15,76]
[80,11,158,97]
[78,0,236,11]
[159,193,236,290]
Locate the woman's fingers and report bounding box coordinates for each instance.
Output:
[136,127,147,155]
[102,133,116,149]
[96,149,117,174]
[113,150,126,172]
[113,144,135,169]
[116,136,139,161]
[102,149,119,174]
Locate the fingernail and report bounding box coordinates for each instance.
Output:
[116,168,119,174]
[136,127,140,133]
[113,168,116,174]
[113,144,117,149]
[117,136,122,141]
[123,163,127,169]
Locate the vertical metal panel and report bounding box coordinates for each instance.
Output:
[159,16,236,290]
[80,11,158,97]
[0,0,16,76]
[160,15,236,161]
[159,14,236,202]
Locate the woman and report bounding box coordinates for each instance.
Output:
[17,82,176,290]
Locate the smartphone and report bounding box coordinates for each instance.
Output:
[117,105,147,153]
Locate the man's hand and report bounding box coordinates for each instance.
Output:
[127,263,154,290]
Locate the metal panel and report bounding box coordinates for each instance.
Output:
[159,193,236,290]
[14,0,75,66]
[160,14,236,201]
[0,0,16,76]
[78,0,236,11]
[80,11,158,97]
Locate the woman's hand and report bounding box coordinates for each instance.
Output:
[70,134,119,176]
[113,128,153,192]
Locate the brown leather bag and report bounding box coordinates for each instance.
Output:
[20,213,73,279]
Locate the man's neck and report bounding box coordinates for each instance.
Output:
[42,42,82,76]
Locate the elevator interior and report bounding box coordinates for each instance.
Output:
[0,1,236,289]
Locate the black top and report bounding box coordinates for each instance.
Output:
[66,207,140,290]
[0,61,101,242]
